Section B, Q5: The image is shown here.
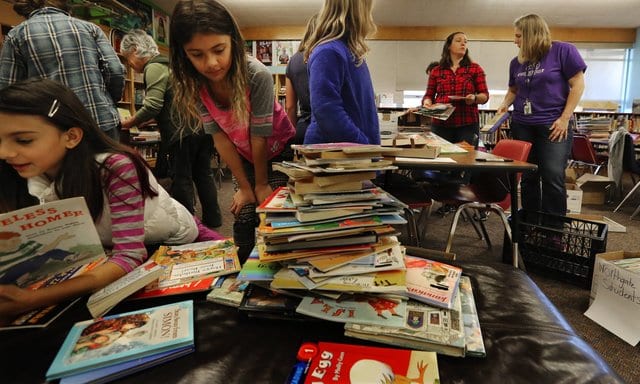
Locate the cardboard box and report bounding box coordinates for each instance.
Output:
[565,168,578,184]
[566,183,583,214]
[586,250,640,345]
[575,173,614,205]
[589,251,640,305]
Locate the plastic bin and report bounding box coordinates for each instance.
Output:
[508,210,608,288]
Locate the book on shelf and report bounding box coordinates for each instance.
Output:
[286,341,439,384]
[404,255,462,309]
[344,283,466,357]
[87,262,164,318]
[206,274,248,308]
[46,300,194,381]
[0,197,107,330]
[130,239,241,299]
[59,345,194,384]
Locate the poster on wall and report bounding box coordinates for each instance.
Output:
[273,41,299,66]
[152,9,169,45]
[256,40,272,66]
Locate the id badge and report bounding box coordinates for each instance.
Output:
[524,100,532,115]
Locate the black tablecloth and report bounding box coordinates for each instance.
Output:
[1,260,623,384]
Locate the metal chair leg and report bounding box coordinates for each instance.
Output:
[476,213,493,248]
[444,206,466,253]
[614,181,640,212]
[462,208,485,240]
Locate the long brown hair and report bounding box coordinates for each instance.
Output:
[439,32,472,69]
[169,0,249,134]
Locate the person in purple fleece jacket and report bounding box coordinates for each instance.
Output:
[303,0,380,145]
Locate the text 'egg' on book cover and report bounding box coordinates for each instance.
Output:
[287,341,439,384]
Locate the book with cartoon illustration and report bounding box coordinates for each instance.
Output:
[46,300,194,381]
[295,295,407,327]
[133,239,241,298]
[286,341,439,384]
[344,285,466,357]
[0,197,107,330]
[404,255,462,309]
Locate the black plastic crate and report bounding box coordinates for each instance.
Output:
[510,210,608,288]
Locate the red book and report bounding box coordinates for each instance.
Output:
[288,341,439,384]
[130,276,216,299]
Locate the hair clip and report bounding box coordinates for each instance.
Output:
[47,99,60,118]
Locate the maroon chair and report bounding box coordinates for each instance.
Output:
[570,134,607,175]
[426,139,532,254]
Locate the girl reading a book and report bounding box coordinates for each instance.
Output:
[169,0,295,261]
[0,78,222,323]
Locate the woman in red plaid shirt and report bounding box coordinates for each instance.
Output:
[422,32,489,148]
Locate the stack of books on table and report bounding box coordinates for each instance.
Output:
[87,239,242,318]
[46,301,195,384]
[234,143,414,320]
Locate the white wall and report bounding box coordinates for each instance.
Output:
[628,28,640,111]
[366,40,519,105]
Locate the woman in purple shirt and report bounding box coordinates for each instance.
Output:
[498,14,586,215]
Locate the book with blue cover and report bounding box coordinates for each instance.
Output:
[46,300,194,381]
[58,345,194,384]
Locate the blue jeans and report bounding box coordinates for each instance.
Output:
[510,121,572,215]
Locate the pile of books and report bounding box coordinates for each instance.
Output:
[232,143,408,319]
[46,301,195,384]
[232,142,486,357]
